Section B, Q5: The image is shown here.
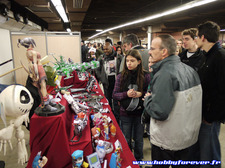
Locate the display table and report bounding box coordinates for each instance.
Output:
[27,74,139,168]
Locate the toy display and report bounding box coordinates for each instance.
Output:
[95,140,113,155]
[109,147,122,168]
[91,126,101,140]
[110,123,116,137]
[95,140,106,163]
[53,55,99,79]
[102,116,110,140]
[64,94,89,114]
[44,65,57,87]
[71,150,84,168]
[32,151,48,168]
[0,85,33,165]
[18,37,57,112]
[86,152,101,168]
[71,112,88,142]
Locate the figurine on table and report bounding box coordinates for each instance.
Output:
[18,37,57,112]
[32,151,48,168]
[91,126,100,140]
[102,116,110,140]
[72,150,84,168]
[96,140,106,163]
[109,147,122,168]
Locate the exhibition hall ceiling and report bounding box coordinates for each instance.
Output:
[2,0,225,40]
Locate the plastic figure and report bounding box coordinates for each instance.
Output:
[109,147,122,168]
[96,140,106,163]
[71,150,84,168]
[91,126,100,139]
[102,116,110,140]
[82,161,89,168]
[0,85,33,165]
[110,123,116,137]
[18,37,57,112]
[32,151,48,168]
[71,112,88,142]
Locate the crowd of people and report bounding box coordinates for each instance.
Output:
[81,21,225,168]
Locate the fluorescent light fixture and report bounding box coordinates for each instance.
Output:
[96,29,103,32]
[88,0,217,40]
[220,29,225,32]
[51,0,69,23]
[66,28,71,32]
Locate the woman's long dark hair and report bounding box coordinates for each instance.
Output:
[120,49,145,93]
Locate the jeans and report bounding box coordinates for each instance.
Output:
[120,115,144,161]
[151,144,190,168]
[199,122,221,168]
[189,122,221,168]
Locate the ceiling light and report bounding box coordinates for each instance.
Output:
[51,0,69,23]
[220,29,225,32]
[96,29,103,32]
[88,0,217,40]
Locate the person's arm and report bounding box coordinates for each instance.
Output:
[32,51,39,78]
[208,50,225,122]
[112,74,128,101]
[95,57,103,82]
[119,57,125,73]
[144,71,175,121]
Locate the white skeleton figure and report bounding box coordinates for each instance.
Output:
[0,85,34,165]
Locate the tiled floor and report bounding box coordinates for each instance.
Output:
[1,118,225,168]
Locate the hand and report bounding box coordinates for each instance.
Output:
[142,92,151,101]
[127,89,137,97]
[133,91,142,98]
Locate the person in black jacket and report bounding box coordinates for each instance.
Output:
[81,40,88,62]
[179,28,204,71]
[193,21,225,168]
[95,43,122,123]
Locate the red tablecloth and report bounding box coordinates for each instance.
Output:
[27,73,139,168]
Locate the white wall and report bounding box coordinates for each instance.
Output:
[0,28,15,84]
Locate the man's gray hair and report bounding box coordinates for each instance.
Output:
[158,34,177,55]
[123,33,139,46]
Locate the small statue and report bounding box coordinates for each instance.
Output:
[0,85,33,165]
[96,140,106,163]
[91,126,100,140]
[32,151,48,168]
[110,123,116,137]
[18,37,57,112]
[71,150,84,168]
[109,147,122,168]
[71,112,88,142]
[102,116,110,140]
